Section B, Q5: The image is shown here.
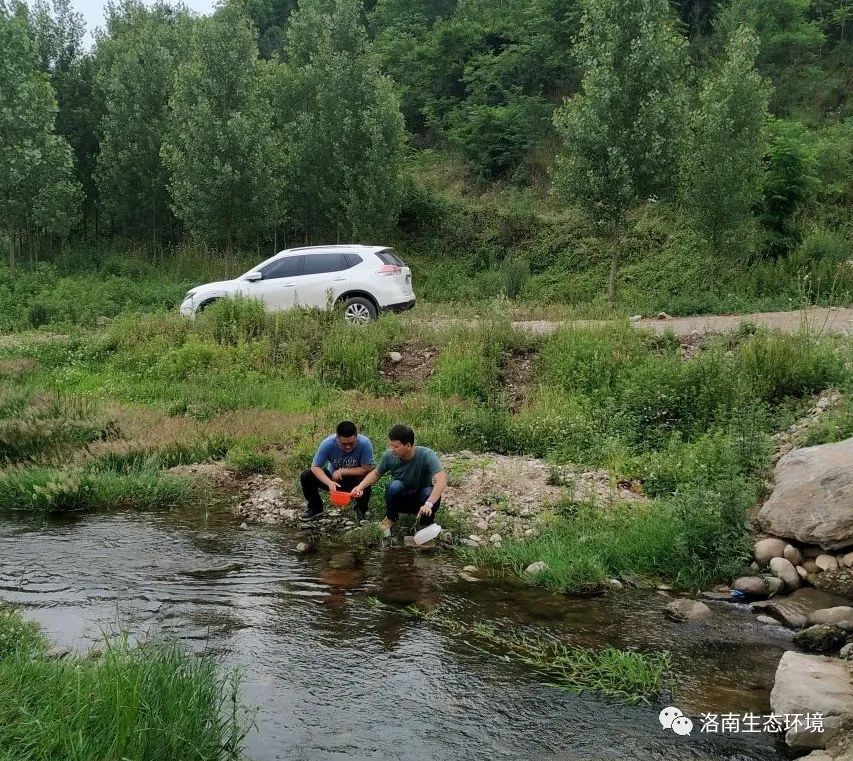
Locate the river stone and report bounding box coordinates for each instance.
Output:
[757,614,781,626]
[665,599,711,622]
[607,578,624,591]
[489,534,502,544]
[804,559,821,573]
[755,537,788,565]
[810,569,853,598]
[844,552,853,568]
[785,544,804,566]
[799,752,833,761]
[818,555,841,572]
[798,565,810,580]
[793,624,847,654]
[753,588,853,629]
[808,607,853,632]
[841,643,853,660]
[734,576,770,598]
[462,565,478,573]
[771,557,802,590]
[771,651,853,749]
[387,351,403,363]
[525,561,548,575]
[764,576,785,597]
[757,437,853,551]
[295,542,310,553]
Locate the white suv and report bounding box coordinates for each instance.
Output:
[179,245,415,324]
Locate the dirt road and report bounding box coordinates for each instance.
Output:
[508,307,853,337]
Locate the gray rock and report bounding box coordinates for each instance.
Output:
[656,312,672,320]
[817,554,840,571]
[757,437,853,551]
[489,533,502,544]
[844,552,853,568]
[770,556,802,590]
[629,315,643,323]
[387,351,403,363]
[734,576,769,598]
[840,643,853,660]
[808,606,853,633]
[665,599,711,622]
[784,544,804,566]
[771,651,853,749]
[459,572,479,582]
[797,565,809,580]
[753,587,853,629]
[700,591,732,602]
[607,578,624,591]
[295,542,310,553]
[525,561,548,575]
[460,539,479,548]
[793,624,847,653]
[764,576,785,597]
[462,565,478,573]
[239,522,249,530]
[757,614,781,626]
[810,569,853,597]
[755,537,788,565]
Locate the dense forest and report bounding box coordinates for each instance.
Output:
[1,0,853,315]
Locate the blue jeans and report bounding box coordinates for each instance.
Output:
[385,479,440,526]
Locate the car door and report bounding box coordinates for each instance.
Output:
[244,255,304,310]
[296,253,352,309]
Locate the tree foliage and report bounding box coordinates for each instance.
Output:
[278,0,406,242]
[684,25,771,257]
[162,6,283,248]
[552,0,688,303]
[0,1,80,269]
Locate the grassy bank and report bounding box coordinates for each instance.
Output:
[0,606,248,761]
[2,297,851,589]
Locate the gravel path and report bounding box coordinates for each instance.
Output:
[499,307,853,337]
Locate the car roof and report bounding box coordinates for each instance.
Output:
[274,245,389,258]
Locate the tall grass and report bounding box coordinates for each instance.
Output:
[0,607,249,761]
[0,467,193,513]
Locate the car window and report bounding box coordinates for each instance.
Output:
[302,253,347,275]
[260,256,303,279]
[344,253,363,268]
[377,249,405,267]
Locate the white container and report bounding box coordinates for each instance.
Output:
[413,523,442,545]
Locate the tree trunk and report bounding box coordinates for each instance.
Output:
[8,231,17,275]
[606,226,621,308]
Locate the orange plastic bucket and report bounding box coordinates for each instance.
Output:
[330,490,352,507]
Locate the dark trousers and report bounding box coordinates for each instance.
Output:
[385,479,440,526]
[300,469,372,515]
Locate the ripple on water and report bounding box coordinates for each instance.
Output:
[0,508,787,761]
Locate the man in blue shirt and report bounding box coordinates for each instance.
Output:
[300,421,374,521]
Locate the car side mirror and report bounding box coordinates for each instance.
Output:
[245,272,263,282]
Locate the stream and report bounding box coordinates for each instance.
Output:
[0,503,796,760]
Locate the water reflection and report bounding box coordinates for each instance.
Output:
[0,506,789,760]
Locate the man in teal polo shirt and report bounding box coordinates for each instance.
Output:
[351,424,447,536]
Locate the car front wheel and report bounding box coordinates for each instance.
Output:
[342,297,377,324]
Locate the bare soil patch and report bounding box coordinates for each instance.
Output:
[379,342,437,386]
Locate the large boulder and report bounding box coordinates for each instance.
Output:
[771,651,853,750]
[757,437,853,550]
[811,570,853,598]
[733,576,770,598]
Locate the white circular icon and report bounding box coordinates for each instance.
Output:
[659,706,683,729]
[671,716,694,736]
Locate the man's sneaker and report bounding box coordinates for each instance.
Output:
[378,517,395,537]
[299,507,322,522]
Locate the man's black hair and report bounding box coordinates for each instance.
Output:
[388,424,415,446]
[336,421,358,438]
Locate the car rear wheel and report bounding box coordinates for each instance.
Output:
[342,297,377,324]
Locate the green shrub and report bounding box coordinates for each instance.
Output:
[226,446,276,475]
[0,605,46,658]
[737,330,845,403]
[318,330,381,390]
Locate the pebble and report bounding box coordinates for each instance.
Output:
[525,561,548,575]
[462,565,478,573]
[295,542,310,553]
[239,522,248,530]
[489,534,502,544]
